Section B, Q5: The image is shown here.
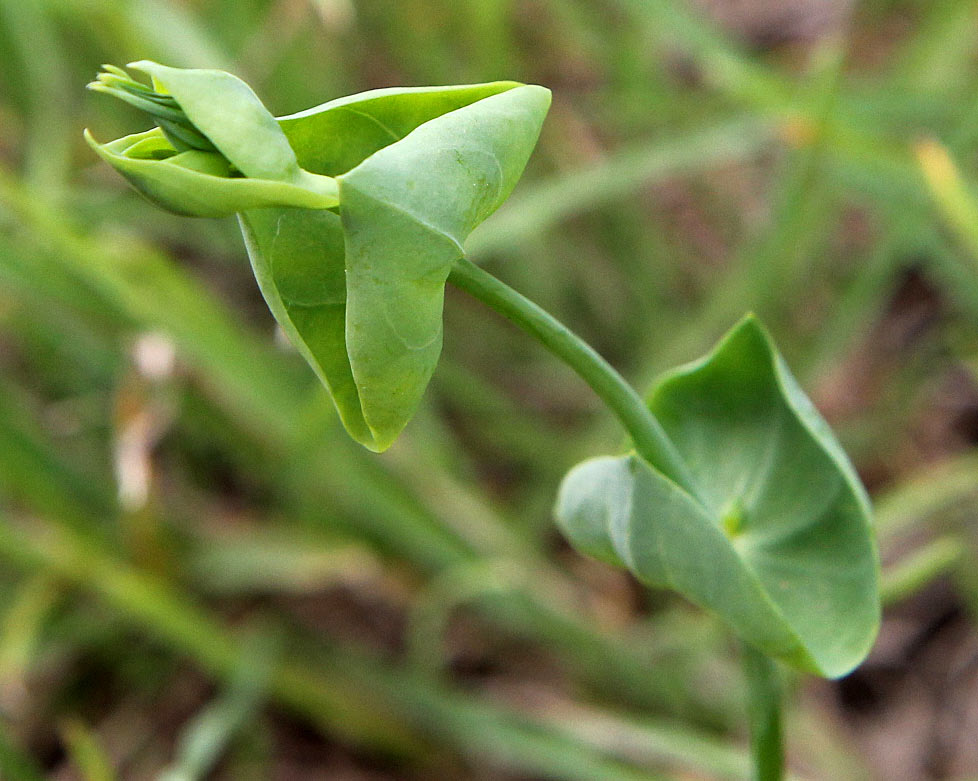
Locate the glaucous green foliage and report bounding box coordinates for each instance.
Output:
[87,63,878,688]
[86,62,340,216]
[556,317,880,677]
[244,83,550,450]
[87,63,550,450]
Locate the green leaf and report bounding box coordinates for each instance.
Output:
[84,128,336,217]
[240,83,550,449]
[88,65,550,448]
[555,316,880,677]
[126,60,300,181]
[85,63,338,217]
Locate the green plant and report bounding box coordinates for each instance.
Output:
[87,62,881,780]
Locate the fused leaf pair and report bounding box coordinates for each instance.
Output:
[86,62,340,217]
[555,317,880,678]
[87,62,551,449]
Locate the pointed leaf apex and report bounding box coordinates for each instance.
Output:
[558,316,880,677]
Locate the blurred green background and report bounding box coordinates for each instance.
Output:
[1,0,978,778]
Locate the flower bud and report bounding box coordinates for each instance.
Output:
[86,62,338,217]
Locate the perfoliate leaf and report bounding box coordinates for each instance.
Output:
[555,316,880,678]
[85,62,338,217]
[240,83,550,450]
[88,66,549,449]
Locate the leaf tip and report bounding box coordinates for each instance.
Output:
[360,433,395,454]
[729,311,765,338]
[518,83,552,118]
[126,59,160,73]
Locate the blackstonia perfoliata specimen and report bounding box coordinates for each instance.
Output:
[87,64,879,687]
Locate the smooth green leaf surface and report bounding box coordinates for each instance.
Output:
[88,65,549,448]
[240,83,550,449]
[84,128,336,217]
[85,63,338,217]
[128,60,300,181]
[555,316,880,677]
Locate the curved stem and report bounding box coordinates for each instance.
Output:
[743,643,784,781]
[448,256,698,496]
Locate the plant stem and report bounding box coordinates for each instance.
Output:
[742,643,784,781]
[448,256,698,495]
